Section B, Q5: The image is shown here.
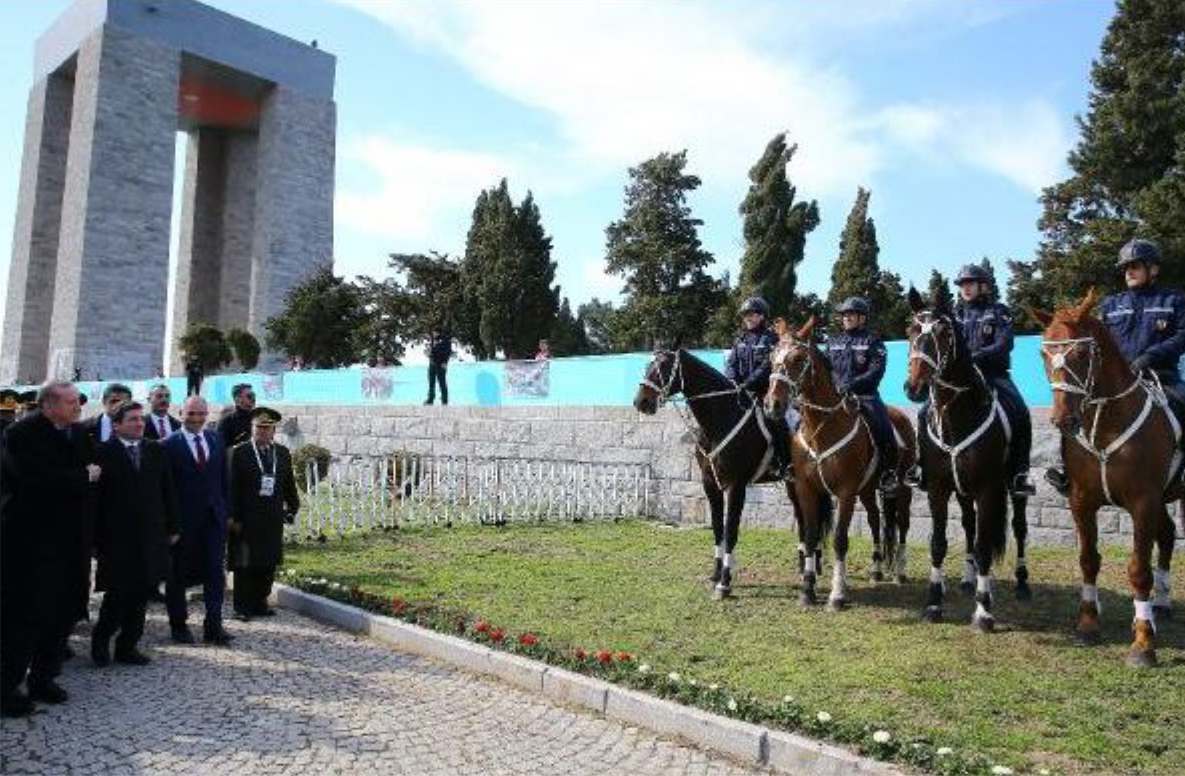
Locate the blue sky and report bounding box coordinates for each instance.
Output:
[0,0,1115,327]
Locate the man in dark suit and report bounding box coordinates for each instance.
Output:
[84,382,132,444]
[229,408,300,619]
[164,396,233,646]
[92,402,180,666]
[142,384,180,441]
[217,383,256,450]
[425,331,453,405]
[0,382,100,716]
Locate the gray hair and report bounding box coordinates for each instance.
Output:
[38,380,78,407]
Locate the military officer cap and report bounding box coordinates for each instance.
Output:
[954,264,991,285]
[19,389,39,409]
[1116,238,1161,268]
[0,389,19,411]
[250,406,282,427]
[836,296,871,315]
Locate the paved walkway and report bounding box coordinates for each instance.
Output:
[0,605,766,775]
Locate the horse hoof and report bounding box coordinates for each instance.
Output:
[1153,605,1172,622]
[713,585,732,600]
[971,614,995,634]
[1015,583,1033,602]
[798,591,817,607]
[1126,649,1158,669]
[870,570,884,583]
[922,606,944,623]
[959,581,975,597]
[1074,629,1101,647]
[827,597,848,612]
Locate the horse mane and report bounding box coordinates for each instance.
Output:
[677,348,739,389]
[1050,291,1128,369]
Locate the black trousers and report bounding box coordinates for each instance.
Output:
[427,361,448,405]
[186,374,202,397]
[93,588,149,653]
[233,566,276,614]
[0,618,69,697]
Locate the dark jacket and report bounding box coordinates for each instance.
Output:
[164,429,230,587]
[724,326,778,395]
[955,299,1014,378]
[93,438,180,592]
[143,412,181,441]
[429,334,454,365]
[217,408,253,450]
[82,413,113,445]
[1099,285,1185,383]
[0,413,96,627]
[826,328,887,398]
[228,442,300,569]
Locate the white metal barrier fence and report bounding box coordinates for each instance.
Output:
[291,454,653,539]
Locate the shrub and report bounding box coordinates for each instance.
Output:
[293,444,331,491]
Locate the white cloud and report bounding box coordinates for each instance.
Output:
[581,259,622,299]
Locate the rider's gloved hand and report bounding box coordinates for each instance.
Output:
[1131,354,1152,373]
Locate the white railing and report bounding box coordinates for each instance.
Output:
[291,454,652,539]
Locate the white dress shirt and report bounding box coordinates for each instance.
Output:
[151,413,172,439]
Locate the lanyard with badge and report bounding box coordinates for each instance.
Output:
[251,441,276,497]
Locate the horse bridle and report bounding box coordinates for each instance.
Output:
[1040,337,1102,400]
[638,350,741,406]
[770,340,854,414]
[909,312,973,396]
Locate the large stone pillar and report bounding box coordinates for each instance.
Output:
[1,74,74,384]
[47,25,179,380]
[249,85,336,365]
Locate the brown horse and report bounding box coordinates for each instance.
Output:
[765,317,917,608]
[905,288,1031,631]
[1032,289,1181,667]
[634,349,807,599]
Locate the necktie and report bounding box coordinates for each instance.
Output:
[127,443,140,471]
[262,445,273,471]
[194,434,207,469]
[158,418,167,438]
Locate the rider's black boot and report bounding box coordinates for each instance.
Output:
[1044,467,1069,497]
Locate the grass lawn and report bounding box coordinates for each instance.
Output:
[282,520,1184,776]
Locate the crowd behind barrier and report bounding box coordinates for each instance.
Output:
[25,337,1085,409]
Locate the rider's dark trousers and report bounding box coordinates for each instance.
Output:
[857,395,898,472]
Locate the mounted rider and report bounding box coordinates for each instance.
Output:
[724,296,793,479]
[826,296,898,493]
[906,265,1036,495]
[1046,238,1185,495]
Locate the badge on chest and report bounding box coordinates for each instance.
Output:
[1157,318,1169,331]
[259,475,276,497]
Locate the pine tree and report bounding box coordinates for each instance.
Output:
[1015,0,1185,309]
[828,187,880,310]
[927,269,955,312]
[576,299,617,354]
[263,266,368,368]
[604,151,726,349]
[549,297,589,356]
[737,133,820,318]
[977,257,1000,299]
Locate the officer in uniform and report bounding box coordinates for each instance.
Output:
[724,296,792,479]
[907,266,1035,495]
[1046,238,1185,494]
[827,297,898,492]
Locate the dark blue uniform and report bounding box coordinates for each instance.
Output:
[1099,286,1185,391]
[826,328,896,469]
[955,299,1031,479]
[724,327,777,396]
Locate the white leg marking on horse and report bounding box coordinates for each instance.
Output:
[805,555,817,576]
[1134,598,1156,631]
[714,545,724,560]
[962,555,976,586]
[929,566,944,588]
[831,561,847,600]
[976,574,992,596]
[1153,568,1171,608]
[724,552,736,570]
[1081,584,1100,613]
[974,601,992,621]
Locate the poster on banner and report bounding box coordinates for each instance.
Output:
[263,373,284,401]
[361,368,394,399]
[504,359,550,398]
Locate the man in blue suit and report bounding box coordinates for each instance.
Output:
[164,396,233,646]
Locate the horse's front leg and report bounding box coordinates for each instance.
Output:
[1153,505,1175,621]
[1071,494,1103,646]
[956,493,978,596]
[861,491,884,582]
[894,483,912,584]
[1011,493,1032,601]
[715,484,746,600]
[1127,499,1160,667]
[970,488,1008,633]
[796,480,825,607]
[924,488,951,623]
[829,494,857,611]
[703,468,725,587]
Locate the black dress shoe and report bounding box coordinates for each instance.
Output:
[0,691,35,718]
[91,635,111,667]
[170,626,196,644]
[113,648,151,666]
[28,680,68,704]
[203,628,234,646]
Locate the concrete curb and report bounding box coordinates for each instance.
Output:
[275,584,906,775]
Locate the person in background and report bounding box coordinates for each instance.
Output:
[83,383,133,444]
[164,396,233,646]
[0,389,20,438]
[143,384,180,442]
[228,408,300,620]
[535,339,552,360]
[185,357,203,397]
[91,402,179,667]
[217,384,256,450]
[425,331,453,406]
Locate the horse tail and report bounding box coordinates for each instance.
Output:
[987,494,1008,563]
[816,491,834,545]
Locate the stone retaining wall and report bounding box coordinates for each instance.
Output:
[236,404,1183,549]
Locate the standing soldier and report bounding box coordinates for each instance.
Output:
[724,296,792,479]
[228,408,300,620]
[425,331,453,406]
[1046,239,1185,494]
[827,297,898,492]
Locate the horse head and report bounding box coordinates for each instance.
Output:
[766,316,819,418]
[635,348,682,415]
[1032,288,1112,437]
[905,286,962,400]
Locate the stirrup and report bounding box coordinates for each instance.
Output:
[1044,467,1069,497]
[903,465,923,489]
[1010,473,1036,496]
[877,470,899,493]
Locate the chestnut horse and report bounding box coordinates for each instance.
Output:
[634,349,808,599]
[1033,289,1181,667]
[765,317,917,609]
[905,288,1031,631]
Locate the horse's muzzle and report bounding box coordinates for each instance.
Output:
[634,395,658,415]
